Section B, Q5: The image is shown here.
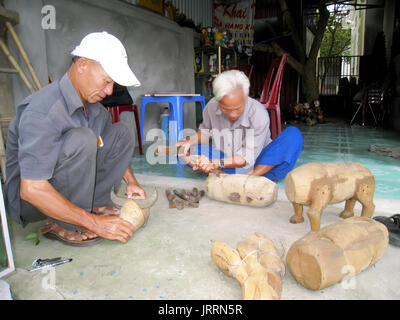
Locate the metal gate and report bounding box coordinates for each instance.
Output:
[318,56,361,95]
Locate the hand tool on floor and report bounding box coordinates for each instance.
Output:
[111,186,158,209]
[166,187,205,210]
[28,257,72,272]
[165,189,178,209]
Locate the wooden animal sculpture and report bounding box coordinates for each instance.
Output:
[286,216,388,290]
[284,162,375,232]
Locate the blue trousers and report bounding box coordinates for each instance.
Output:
[191,126,303,182]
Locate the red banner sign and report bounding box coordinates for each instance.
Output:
[214,0,256,47]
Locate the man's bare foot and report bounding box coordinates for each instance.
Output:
[92,206,121,216]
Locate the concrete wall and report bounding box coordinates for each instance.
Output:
[364,1,384,55]
[383,0,396,63]
[4,0,197,146]
[0,37,15,130]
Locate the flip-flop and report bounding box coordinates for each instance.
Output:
[373,214,400,247]
[39,222,103,247]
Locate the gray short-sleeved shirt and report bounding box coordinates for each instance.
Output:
[199,97,271,169]
[5,73,112,220]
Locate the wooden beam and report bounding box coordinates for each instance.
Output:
[253,41,305,75]
[0,38,35,93]
[0,6,19,26]
[5,21,42,89]
[0,67,17,73]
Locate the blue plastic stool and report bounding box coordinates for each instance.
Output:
[140,94,206,145]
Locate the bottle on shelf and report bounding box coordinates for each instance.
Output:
[160,107,169,140]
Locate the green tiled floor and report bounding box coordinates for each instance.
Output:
[131,120,400,199]
[293,122,400,199]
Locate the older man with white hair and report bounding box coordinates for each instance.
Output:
[176,70,303,181]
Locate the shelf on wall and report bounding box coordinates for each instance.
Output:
[195,45,236,56]
[195,72,217,77]
[194,45,238,76]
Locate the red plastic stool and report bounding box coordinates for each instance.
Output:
[105,105,144,155]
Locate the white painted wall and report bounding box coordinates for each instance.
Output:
[4,0,197,146]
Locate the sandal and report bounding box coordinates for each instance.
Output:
[39,221,103,247]
[373,214,400,247]
[92,206,120,216]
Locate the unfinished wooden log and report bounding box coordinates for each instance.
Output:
[206,173,278,207]
[211,241,248,286]
[237,233,284,300]
[286,216,389,291]
[285,162,375,232]
[237,232,285,278]
[119,199,150,232]
[211,232,284,300]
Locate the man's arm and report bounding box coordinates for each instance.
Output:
[176,130,210,150]
[193,154,246,173]
[211,155,246,169]
[20,179,134,243]
[176,130,246,173]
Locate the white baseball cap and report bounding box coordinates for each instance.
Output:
[71,31,141,87]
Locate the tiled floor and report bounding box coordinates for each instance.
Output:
[295,121,400,199]
[4,119,400,300]
[131,119,400,199]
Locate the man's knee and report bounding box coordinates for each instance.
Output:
[284,126,302,138]
[105,122,135,149]
[279,126,303,150]
[116,122,134,145]
[288,126,303,138]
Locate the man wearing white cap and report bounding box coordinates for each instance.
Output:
[5,31,144,246]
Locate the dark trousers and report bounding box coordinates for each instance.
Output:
[20,122,134,231]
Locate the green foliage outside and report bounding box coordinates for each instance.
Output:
[320,5,352,57]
